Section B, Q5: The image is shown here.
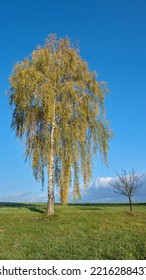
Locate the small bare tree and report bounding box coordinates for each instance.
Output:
[110,168,142,212]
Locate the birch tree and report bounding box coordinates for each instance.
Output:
[9,34,111,215]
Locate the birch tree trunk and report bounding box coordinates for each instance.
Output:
[47,122,55,216]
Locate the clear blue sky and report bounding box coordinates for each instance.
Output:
[0,0,146,202]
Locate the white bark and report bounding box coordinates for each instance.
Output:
[47,122,55,216]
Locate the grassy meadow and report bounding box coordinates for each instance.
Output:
[0,202,146,260]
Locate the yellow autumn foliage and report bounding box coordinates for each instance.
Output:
[9,34,112,213]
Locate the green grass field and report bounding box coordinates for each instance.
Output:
[0,202,146,260]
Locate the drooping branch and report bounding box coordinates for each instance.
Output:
[9,34,112,215]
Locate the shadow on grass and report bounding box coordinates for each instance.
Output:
[0,202,145,214]
[0,202,46,214]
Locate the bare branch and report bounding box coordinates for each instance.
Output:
[110,168,142,212]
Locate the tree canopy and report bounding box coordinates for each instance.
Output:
[9,34,112,215]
